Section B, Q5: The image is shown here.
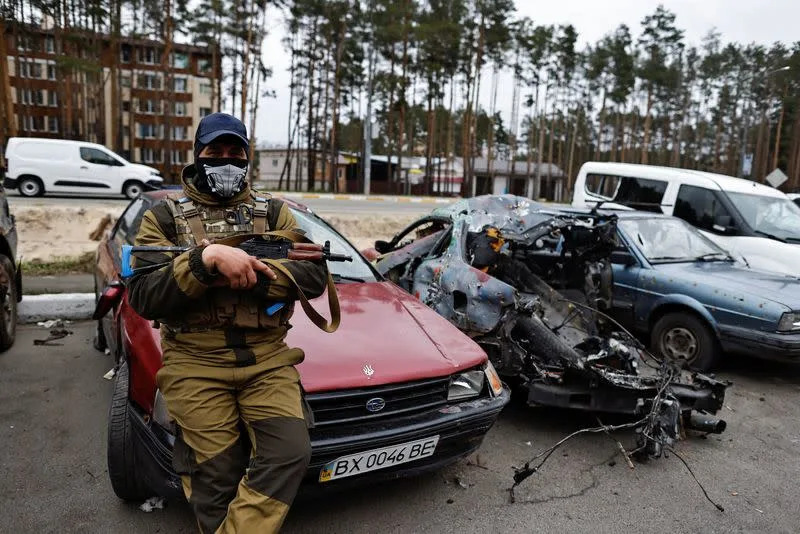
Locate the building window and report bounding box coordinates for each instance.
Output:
[138,47,158,64]
[272,159,278,167]
[198,58,211,72]
[45,36,55,53]
[46,63,56,80]
[121,74,131,88]
[18,60,42,79]
[141,148,162,163]
[137,123,159,139]
[199,107,211,118]
[17,35,37,52]
[18,88,44,106]
[171,150,184,165]
[47,90,58,107]
[21,116,44,131]
[199,81,212,95]
[173,77,188,92]
[121,44,132,63]
[122,101,130,112]
[137,99,160,114]
[172,53,189,69]
[137,73,162,90]
[48,116,59,133]
[174,101,187,116]
[173,125,188,140]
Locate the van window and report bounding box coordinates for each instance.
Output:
[585,174,620,199]
[674,185,735,233]
[80,147,122,166]
[585,174,666,211]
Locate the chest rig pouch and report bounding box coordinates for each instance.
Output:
[166,192,289,330]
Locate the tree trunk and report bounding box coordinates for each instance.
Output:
[0,17,17,141]
[641,83,653,164]
[240,0,257,120]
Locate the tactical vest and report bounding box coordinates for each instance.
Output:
[165,191,291,331]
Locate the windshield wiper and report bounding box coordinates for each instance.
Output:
[648,256,691,263]
[753,230,787,243]
[331,273,366,283]
[695,252,733,262]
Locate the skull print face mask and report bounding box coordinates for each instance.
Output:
[196,157,249,198]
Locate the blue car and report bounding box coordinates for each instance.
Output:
[611,211,800,371]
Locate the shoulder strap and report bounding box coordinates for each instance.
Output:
[174,196,207,243]
[251,192,271,234]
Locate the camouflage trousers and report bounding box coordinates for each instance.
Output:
[157,359,311,534]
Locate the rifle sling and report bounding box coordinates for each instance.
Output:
[213,231,340,333]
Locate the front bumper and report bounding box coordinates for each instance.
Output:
[144,179,163,190]
[719,324,800,361]
[129,387,510,498]
[3,177,18,189]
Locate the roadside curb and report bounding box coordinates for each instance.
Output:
[19,293,95,324]
[276,192,453,204]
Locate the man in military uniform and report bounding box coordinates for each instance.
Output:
[128,113,328,533]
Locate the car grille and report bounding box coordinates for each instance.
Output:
[306,376,450,427]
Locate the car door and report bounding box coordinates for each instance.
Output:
[610,238,644,331]
[97,196,149,357]
[75,147,121,194]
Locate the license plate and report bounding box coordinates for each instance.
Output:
[319,435,440,483]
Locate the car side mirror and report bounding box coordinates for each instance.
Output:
[610,250,636,266]
[92,281,124,320]
[374,240,392,254]
[712,214,734,234]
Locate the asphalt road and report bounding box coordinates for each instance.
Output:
[2,322,800,533]
[6,191,441,216]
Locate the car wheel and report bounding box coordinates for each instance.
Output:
[651,312,720,372]
[107,360,149,500]
[123,181,144,200]
[0,255,17,352]
[18,176,44,197]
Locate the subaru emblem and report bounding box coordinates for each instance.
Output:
[362,364,375,378]
[366,397,386,413]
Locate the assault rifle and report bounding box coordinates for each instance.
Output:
[121,237,352,278]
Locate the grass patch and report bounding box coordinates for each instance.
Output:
[21,252,95,276]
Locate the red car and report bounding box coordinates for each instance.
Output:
[93,191,510,500]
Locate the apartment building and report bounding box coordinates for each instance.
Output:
[3,25,220,180]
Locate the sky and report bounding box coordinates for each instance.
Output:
[252,0,800,147]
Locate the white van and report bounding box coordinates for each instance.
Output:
[572,162,800,276]
[4,138,163,199]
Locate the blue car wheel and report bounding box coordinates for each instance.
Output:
[651,312,720,372]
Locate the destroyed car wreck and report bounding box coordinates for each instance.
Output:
[372,195,729,459]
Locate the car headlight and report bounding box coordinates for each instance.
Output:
[150,170,161,176]
[778,312,800,332]
[484,361,504,397]
[447,370,485,401]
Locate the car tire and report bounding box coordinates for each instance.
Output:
[107,360,149,500]
[123,181,144,200]
[0,255,17,352]
[18,176,44,197]
[651,312,720,372]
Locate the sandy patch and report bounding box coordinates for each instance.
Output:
[13,206,417,263]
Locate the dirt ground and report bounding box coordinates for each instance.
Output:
[13,205,417,263]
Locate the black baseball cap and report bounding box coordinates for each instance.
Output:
[194,112,249,155]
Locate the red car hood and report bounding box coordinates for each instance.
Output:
[138,281,487,395]
[290,281,487,393]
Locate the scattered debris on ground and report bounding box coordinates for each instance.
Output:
[139,496,165,513]
[33,328,73,346]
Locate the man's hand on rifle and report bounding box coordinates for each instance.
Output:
[201,239,277,289]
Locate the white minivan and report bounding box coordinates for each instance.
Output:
[572,162,800,276]
[4,138,163,199]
